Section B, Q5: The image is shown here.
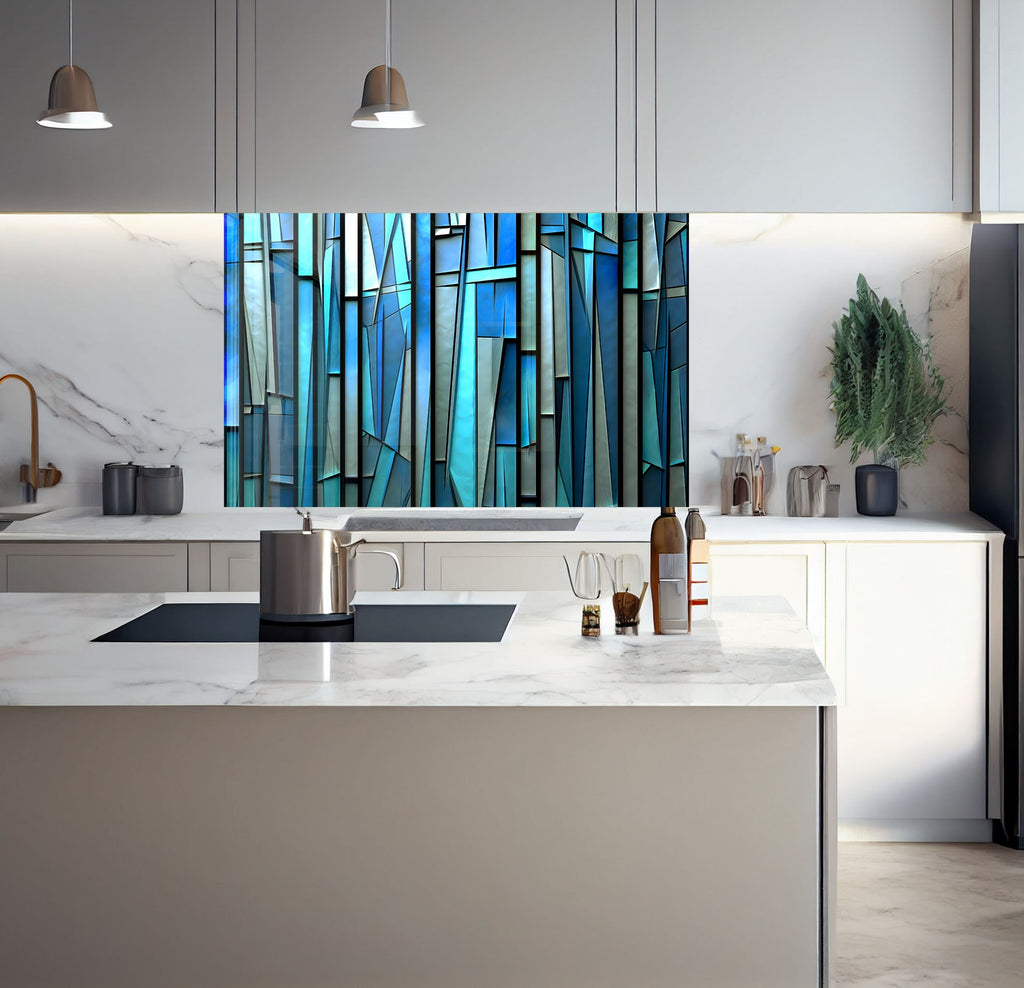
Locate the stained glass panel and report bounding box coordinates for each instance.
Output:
[225,213,687,507]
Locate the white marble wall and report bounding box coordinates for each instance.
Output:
[689,213,974,515]
[0,215,224,510]
[0,212,973,514]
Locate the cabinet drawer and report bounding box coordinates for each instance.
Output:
[2,543,188,593]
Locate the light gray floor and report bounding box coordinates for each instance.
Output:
[836,843,1024,987]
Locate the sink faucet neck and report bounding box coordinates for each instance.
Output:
[0,374,40,501]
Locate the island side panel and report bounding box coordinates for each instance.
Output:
[0,706,824,988]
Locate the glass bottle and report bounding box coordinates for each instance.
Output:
[685,507,710,623]
[732,434,754,516]
[651,506,687,634]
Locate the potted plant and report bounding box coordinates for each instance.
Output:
[829,274,947,515]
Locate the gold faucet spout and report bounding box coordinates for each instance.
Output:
[0,373,59,503]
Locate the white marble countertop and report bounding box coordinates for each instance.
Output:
[0,590,835,708]
[0,505,1003,544]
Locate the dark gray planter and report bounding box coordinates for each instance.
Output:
[855,464,898,516]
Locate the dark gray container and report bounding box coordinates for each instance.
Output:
[102,462,137,515]
[855,464,898,516]
[136,465,183,515]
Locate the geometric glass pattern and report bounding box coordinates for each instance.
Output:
[225,213,687,507]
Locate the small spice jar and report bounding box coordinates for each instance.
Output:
[581,604,601,637]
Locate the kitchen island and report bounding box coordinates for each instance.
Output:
[0,591,835,988]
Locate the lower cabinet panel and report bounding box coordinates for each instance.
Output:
[2,544,188,593]
[209,542,260,592]
[424,541,649,591]
[837,541,988,830]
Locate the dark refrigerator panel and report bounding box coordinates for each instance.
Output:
[969,223,1020,541]
[969,223,1024,847]
[995,546,1023,848]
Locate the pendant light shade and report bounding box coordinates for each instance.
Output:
[37,0,111,130]
[37,65,111,129]
[351,65,423,129]
[351,0,423,129]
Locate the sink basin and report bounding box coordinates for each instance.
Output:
[341,510,582,532]
[94,601,515,644]
[0,503,57,522]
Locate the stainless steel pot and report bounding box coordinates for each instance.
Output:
[259,510,401,619]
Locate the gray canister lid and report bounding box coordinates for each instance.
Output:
[138,465,181,478]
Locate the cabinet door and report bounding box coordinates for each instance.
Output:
[656,0,970,211]
[0,0,215,211]
[1,543,188,592]
[838,541,988,837]
[250,0,616,211]
[424,542,648,591]
[709,543,825,658]
[979,0,1024,210]
[210,542,261,592]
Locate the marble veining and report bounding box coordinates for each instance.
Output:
[689,213,974,518]
[0,214,224,510]
[0,591,836,708]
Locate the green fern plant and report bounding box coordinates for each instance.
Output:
[829,274,946,467]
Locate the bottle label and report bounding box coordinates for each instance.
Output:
[659,552,687,582]
[657,552,688,632]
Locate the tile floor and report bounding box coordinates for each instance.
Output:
[836,843,1024,986]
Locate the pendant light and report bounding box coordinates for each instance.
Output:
[37,0,112,129]
[351,0,423,129]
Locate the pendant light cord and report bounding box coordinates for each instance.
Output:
[384,0,392,106]
[69,0,74,66]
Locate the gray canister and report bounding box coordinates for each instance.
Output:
[136,465,184,515]
[102,462,137,515]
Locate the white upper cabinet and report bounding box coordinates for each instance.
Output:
[977,0,1024,212]
[654,0,972,212]
[247,0,618,212]
[0,0,216,212]
[0,1,975,213]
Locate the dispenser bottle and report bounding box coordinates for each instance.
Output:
[650,506,687,634]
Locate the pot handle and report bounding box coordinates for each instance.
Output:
[332,536,402,591]
[334,536,366,554]
[354,548,403,591]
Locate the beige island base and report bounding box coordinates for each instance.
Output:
[0,591,836,988]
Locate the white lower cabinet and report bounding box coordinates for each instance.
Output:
[695,538,991,841]
[0,543,188,593]
[208,542,260,592]
[423,542,649,591]
[835,541,990,841]
[708,543,825,658]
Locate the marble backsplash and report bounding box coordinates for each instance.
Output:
[0,214,224,510]
[0,212,974,514]
[687,213,973,515]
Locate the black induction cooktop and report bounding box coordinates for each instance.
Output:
[93,602,516,644]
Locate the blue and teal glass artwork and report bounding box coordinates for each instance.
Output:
[224,213,687,507]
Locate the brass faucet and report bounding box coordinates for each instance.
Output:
[0,373,62,503]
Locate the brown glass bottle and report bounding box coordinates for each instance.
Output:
[650,506,687,634]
